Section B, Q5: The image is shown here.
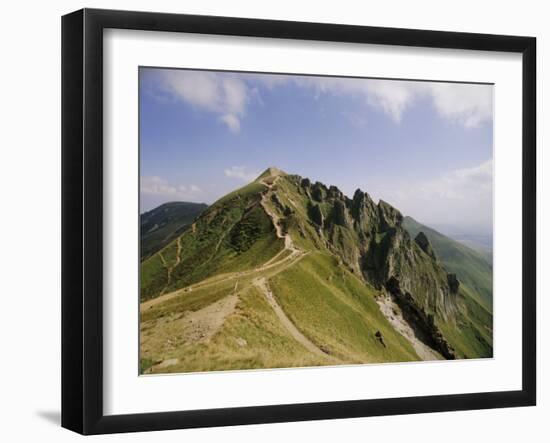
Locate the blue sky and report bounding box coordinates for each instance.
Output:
[140,68,493,234]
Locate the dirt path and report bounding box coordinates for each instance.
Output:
[261,247,289,267]
[376,292,444,361]
[182,293,239,344]
[259,176,297,253]
[141,179,308,313]
[140,248,307,312]
[253,277,334,360]
[141,174,319,368]
[159,237,182,296]
[141,174,314,356]
[175,237,182,266]
[142,173,447,367]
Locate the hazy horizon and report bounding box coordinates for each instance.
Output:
[140,68,493,234]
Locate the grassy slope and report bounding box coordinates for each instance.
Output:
[270,253,420,363]
[280,179,492,360]
[140,252,420,374]
[140,174,420,373]
[141,284,329,373]
[140,173,492,373]
[140,182,284,301]
[437,286,493,359]
[402,217,493,357]
[403,216,493,312]
[140,202,207,260]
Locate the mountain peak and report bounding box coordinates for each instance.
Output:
[256,166,287,181]
[140,167,493,371]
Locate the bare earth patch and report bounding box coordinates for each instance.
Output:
[376,292,444,361]
[140,293,239,371]
[183,293,239,344]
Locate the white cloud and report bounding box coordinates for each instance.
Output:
[291,77,415,122]
[365,81,417,123]
[428,83,493,128]
[159,70,249,133]
[416,159,493,200]
[224,166,260,182]
[140,176,202,199]
[153,70,492,132]
[263,76,493,127]
[220,114,241,133]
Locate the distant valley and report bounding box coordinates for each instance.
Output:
[140,201,207,261]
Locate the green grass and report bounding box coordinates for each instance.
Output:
[139,254,167,301]
[140,181,283,301]
[403,216,493,311]
[143,285,329,373]
[141,280,236,323]
[140,172,493,372]
[139,357,155,374]
[140,202,207,260]
[211,181,266,206]
[141,252,421,373]
[270,253,420,363]
[437,285,493,359]
[327,225,361,270]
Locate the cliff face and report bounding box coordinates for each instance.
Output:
[293,176,460,357]
[297,178,457,312]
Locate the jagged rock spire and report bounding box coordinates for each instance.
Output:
[415,231,437,260]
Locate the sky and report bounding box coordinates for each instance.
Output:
[140,68,493,235]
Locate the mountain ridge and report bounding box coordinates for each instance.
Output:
[402,215,493,312]
[140,168,492,373]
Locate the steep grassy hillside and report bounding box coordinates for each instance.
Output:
[140,251,421,374]
[140,202,207,260]
[140,181,284,301]
[403,216,493,311]
[140,168,493,374]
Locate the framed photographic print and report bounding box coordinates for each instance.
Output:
[61,8,536,435]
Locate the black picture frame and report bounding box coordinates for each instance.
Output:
[62,8,536,435]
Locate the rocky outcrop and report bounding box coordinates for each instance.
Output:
[378,200,403,230]
[415,231,437,260]
[311,182,328,202]
[374,330,386,347]
[296,173,459,337]
[328,185,344,200]
[351,189,380,232]
[447,273,460,294]
[385,276,456,359]
[331,199,350,227]
[270,193,283,210]
[308,203,324,227]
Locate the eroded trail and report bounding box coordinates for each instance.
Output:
[141,175,344,366]
[158,237,182,296]
[259,176,297,252]
[140,247,307,312]
[141,177,307,312]
[253,277,334,360]
[140,175,330,363]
